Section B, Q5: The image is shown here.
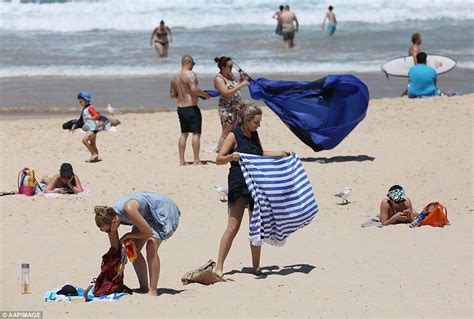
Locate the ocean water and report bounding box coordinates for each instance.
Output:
[0,0,473,112]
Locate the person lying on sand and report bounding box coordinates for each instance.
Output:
[41,163,83,194]
[94,192,180,296]
[379,185,417,226]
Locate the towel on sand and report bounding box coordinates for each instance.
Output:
[239,153,319,246]
[361,216,383,228]
[44,283,129,302]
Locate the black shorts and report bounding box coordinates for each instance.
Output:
[177,106,202,133]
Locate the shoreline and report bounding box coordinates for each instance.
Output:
[1,68,473,119]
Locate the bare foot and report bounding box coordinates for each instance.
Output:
[193,161,203,165]
[132,287,149,294]
[214,268,223,277]
[253,267,266,278]
[148,289,158,296]
[179,161,187,166]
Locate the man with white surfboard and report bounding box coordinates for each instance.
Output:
[408,33,422,64]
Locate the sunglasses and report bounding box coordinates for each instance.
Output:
[227,64,233,69]
[191,61,196,66]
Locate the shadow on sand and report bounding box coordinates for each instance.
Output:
[300,155,375,163]
[157,288,187,296]
[224,264,315,278]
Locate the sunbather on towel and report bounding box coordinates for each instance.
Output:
[380,185,417,226]
[94,192,180,296]
[41,163,83,194]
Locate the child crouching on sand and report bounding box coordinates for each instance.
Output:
[94,192,180,296]
[70,91,101,163]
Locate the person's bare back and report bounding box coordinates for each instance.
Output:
[279,10,297,30]
[170,70,199,107]
[326,10,337,24]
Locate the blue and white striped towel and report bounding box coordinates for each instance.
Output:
[239,153,319,246]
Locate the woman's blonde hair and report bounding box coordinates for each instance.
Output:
[94,206,116,227]
[238,100,262,124]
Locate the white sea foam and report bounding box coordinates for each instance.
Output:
[3,60,472,78]
[1,0,473,32]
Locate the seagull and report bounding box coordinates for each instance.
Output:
[215,185,228,202]
[334,187,352,204]
[106,104,119,114]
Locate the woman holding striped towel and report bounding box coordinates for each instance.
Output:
[214,101,291,277]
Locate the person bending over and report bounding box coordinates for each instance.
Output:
[94,192,180,296]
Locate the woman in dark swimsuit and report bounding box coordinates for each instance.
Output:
[380,185,417,226]
[150,20,172,58]
[214,101,291,277]
[41,163,83,194]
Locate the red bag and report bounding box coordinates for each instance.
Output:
[92,247,132,297]
[419,202,450,227]
[18,167,40,196]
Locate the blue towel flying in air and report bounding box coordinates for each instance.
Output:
[249,75,369,151]
[239,153,319,246]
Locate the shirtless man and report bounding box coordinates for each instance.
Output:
[272,5,284,35]
[278,5,299,49]
[170,55,210,166]
[409,33,422,64]
[322,6,337,36]
[401,33,423,96]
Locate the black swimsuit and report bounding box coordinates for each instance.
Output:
[155,31,168,45]
[227,125,263,204]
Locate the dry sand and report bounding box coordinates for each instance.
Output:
[0,95,472,318]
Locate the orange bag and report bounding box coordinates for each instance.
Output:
[419,202,450,227]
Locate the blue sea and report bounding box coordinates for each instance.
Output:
[0,0,473,112]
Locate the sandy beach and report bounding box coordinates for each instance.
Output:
[0,94,472,318]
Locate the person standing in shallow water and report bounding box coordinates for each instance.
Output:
[279,5,299,49]
[322,5,337,36]
[272,5,285,35]
[150,20,172,58]
[170,55,210,165]
[409,33,422,64]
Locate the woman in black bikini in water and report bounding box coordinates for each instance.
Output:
[150,20,172,58]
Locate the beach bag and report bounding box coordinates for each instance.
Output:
[62,119,77,130]
[92,247,132,297]
[419,202,450,227]
[17,167,40,196]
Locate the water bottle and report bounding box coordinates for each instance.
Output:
[125,239,137,263]
[21,263,30,294]
[409,210,429,228]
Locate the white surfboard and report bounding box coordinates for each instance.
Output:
[381,55,457,78]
